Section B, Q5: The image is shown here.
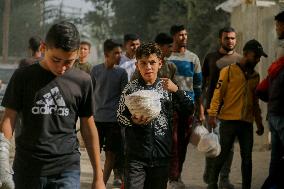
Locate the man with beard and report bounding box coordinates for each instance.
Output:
[167,25,202,189]
[207,39,265,189]
[201,27,241,189]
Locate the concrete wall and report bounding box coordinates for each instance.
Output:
[231,4,279,147]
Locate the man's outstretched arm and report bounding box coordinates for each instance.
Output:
[80,116,105,189]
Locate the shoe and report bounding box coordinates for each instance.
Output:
[112,178,122,188]
[168,179,185,189]
[218,179,234,189]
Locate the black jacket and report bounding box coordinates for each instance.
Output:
[117,78,194,166]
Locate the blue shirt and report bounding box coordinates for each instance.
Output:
[90,63,128,122]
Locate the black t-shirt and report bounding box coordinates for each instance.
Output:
[202,51,241,109]
[2,63,94,176]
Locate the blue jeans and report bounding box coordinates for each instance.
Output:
[262,115,284,189]
[14,170,80,189]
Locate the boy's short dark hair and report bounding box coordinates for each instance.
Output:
[45,21,80,51]
[275,11,284,22]
[136,43,163,60]
[124,33,140,43]
[103,39,122,53]
[218,27,236,38]
[29,36,42,52]
[154,33,173,45]
[80,41,91,49]
[170,25,186,36]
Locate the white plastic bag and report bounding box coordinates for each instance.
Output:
[0,133,15,189]
[125,90,162,121]
[190,124,209,147]
[197,130,221,157]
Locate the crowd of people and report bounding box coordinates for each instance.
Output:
[0,9,284,189]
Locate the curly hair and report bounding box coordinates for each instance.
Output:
[136,42,163,60]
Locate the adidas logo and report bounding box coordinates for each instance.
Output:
[31,87,69,116]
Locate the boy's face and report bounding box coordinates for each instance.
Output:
[125,39,140,57]
[136,54,162,84]
[79,44,90,59]
[105,46,122,67]
[41,43,78,76]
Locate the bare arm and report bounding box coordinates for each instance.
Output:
[80,116,105,189]
[0,108,17,139]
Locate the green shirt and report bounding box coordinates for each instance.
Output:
[74,62,92,74]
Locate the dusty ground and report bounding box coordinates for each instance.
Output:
[7,127,270,189]
[80,143,270,189]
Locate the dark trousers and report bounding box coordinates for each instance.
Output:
[208,120,253,189]
[169,113,193,180]
[204,148,234,181]
[124,159,169,189]
[262,115,284,189]
[204,118,234,182]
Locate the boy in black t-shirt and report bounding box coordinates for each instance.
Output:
[0,21,105,189]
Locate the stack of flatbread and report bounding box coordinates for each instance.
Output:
[125,90,161,121]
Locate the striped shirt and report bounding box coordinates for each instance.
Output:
[167,49,202,102]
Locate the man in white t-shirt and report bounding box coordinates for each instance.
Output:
[119,34,141,81]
